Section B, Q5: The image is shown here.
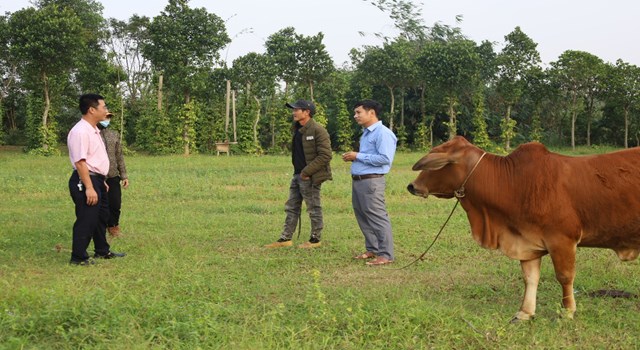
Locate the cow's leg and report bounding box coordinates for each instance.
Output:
[512,257,541,322]
[548,244,577,319]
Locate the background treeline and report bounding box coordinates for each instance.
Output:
[1,0,639,155]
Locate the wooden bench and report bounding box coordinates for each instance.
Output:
[215,142,231,156]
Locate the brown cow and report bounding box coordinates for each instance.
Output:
[407,136,640,321]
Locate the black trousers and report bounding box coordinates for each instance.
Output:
[106,176,122,227]
[69,171,110,261]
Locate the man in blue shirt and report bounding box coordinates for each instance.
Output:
[342,99,397,266]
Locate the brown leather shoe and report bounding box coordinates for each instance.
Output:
[108,226,122,238]
[365,257,393,266]
[264,240,293,248]
[353,251,376,260]
[298,241,321,249]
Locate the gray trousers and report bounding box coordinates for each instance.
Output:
[280,174,323,241]
[352,177,394,260]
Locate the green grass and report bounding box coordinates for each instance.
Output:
[1,147,639,349]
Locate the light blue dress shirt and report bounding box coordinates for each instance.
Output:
[351,121,397,175]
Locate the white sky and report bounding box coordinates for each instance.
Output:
[2,0,639,67]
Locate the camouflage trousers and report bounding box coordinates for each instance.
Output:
[280,174,323,241]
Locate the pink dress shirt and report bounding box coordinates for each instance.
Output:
[67,118,109,175]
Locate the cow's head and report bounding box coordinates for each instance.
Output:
[407,136,478,198]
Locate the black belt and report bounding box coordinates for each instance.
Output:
[352,174,384,181]
[73,170,106,180]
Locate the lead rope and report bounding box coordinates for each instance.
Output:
[388,152,486,270]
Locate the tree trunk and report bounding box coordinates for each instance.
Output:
[120,95,125,142]
[400,88,405,128]
[624,107,629,149]
[419,85,429,147]
[309,80,314,102]
[183,127,189,156]
[505,104,511,150]
[387,85,395,131]
[571,93,577,151]
[587,118,591,147]
[448,97,456,140]
[183,90,192,156]
[586,97,593,147]
[232,90,237,143]
[42,72,50,151]
[253,96,261,150]
[225,80,231,139]
[157,74,163,111]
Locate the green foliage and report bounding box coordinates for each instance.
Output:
[471,90,491,150]
[495,26,541,106]
[500,117,517,148]
[395,124,408,151]
[270,104,293,154]
[177,99,198,155]
[2,0,640,154]
[334,96,354,152]
[143,0,230,103]
[28,122,61,156]
[235,95,262,155]
[8,5,84,81]
[530,112,543,142]
[296,32,334,100]
[413,115,431,151]
[134,105,176,154]
[418,40,481,138]
[369,0,428,42]
[313,102,328,128]
[265,27,299,88]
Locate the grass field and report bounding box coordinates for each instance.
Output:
[1,145,639,349]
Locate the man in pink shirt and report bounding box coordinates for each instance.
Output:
[67,93,125,265]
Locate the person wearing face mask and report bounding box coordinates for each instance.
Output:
[98,112,129,239]
[68,94,125,265]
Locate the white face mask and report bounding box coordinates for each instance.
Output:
[99,120,110,128]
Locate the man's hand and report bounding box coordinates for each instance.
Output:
[85,188,98,206]
[342,151,357,162]
[122,179,130,189]
[300,173,310,181]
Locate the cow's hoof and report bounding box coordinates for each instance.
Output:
[557,309,576,320]
[510,311,534,323]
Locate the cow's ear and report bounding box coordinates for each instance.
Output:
[412,153,453,171]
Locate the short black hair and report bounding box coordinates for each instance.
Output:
[354,99,382,117]
[79,93,104,115]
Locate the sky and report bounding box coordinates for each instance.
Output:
[2,0,639,67]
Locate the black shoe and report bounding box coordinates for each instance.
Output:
[276,238,291,243]
[70,259,95,266]
[94,251,126,259]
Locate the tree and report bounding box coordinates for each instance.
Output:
[605,60,640,148]
[550,50,604,150]
[495,27,541,150]
[0,15,16,144]
[264,27,298,96]
[39,0,115,93]
[369,0,428,42]
[295,32,334,102]
[8,4,84,153]
[143,0,230,104]
[107,15,152,104]
[232,52,276,153]
[418,40,481,140]
[355,40,414,132]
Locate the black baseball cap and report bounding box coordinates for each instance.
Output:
[286,99,316,116]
